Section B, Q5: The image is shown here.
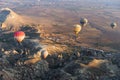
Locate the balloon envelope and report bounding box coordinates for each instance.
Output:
[80,18,88,27]
[111,22,117,29]
[41,50,49,59]
[14,31,25,42]
[74,24,82,35]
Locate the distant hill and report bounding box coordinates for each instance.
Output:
[0,8,26,29]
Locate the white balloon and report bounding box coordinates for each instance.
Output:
[41,50,49,59]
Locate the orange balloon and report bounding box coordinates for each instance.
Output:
[14,31,25,42]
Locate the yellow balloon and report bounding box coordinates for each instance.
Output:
[74,24,82,36]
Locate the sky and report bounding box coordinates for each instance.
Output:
[0,0,120,10]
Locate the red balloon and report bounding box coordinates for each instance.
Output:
[14,31,25,42]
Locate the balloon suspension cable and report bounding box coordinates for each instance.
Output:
[17,41,26,55]
[75,34,78,42]
[81,24,84,28]
[18,42,22,47]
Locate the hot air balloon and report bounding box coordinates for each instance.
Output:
[74,24,82,37]
[110,22,117,29]
[14,31,25,43]
[41,50,49,59]
[80,18,88,27]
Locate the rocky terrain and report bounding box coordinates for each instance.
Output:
[0,37,120,80]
